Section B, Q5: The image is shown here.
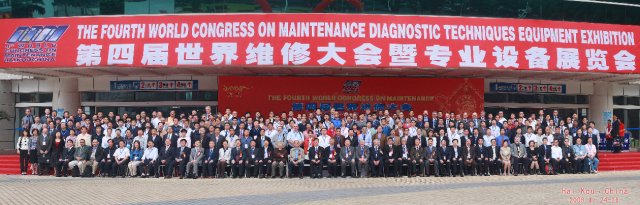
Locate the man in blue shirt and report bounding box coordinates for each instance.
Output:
[496,128,510,146]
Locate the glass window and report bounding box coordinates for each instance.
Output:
[543,94,576,104]
[613,96,626,105]
[135,92,176,101]
[576,95,589,104]
[95,92,135,102]
[38,93,53,103]
[627,97,640,106]
[16,93,36,103]
[484,93,507,103]
[508,94,541,103]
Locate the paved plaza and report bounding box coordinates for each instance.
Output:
[0,171,638,205]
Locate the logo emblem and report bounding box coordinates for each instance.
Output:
[342,80,361,94]
[4,25,68,63]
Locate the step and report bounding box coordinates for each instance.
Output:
[599,153,640,158]
[599,161,640,166]
[600,167,640,171]
[0,168,20,175]
[599,165,640,171]
[599,157,640,163]
[0,164,20,169]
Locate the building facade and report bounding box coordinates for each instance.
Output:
[0,0,639,149]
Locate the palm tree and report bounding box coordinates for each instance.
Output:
[11,0,46,18]
[0,110,10,121]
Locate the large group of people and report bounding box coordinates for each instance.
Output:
[15,106,623,179]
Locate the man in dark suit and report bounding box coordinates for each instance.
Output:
[163,127,178,148]
[611,115,620,139]
[397,138,411,177]
[410,138,425,177]
[510,136,527,176]
[449,139,463,177]
[423,138,437,177]
[562,138,575,174]
[355,139,369,178]
[231,139,246,178]
[369,138,384,177]
[100,139,116,177]
[37,128,53,175]
[156,138,176,178]
[203,140,218,178]
[176,139,191,179]
[57,140,75,177]
[340,139,356,178]
[462,139,476,176]
[147,129,163,149]
[308,138,324,178]
[258,140,273,178]
[325,138,340,178]
[86,139,104,177]
[486,139,501,176]
[538,137,552,175]
[437,139,450,177]
[383,138,398,177]
[245,140,259,178]
[475,138,488,176]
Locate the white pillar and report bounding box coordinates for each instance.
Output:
[52,78,80,115]
[0,80,15,149]
[589,82,614,131]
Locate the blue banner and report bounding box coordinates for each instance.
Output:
[490,82,566,94]
[110,80,198,91]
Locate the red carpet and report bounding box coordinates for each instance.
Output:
[598,152,640,171]
[0,155,23,175]
[0,152,639,174]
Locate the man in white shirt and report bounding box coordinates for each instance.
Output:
[483,129,494,147]
[141,140,158,178]
[318,128,331,148]
[489,120,500,138]
[286,126,303,148]
[550,139,563,175]
[114,140,130,178]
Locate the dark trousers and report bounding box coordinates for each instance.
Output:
[217,161,227,178]
[523,158,532,174]
[512,157,524,174]
[369,160,383,177]
[203,160,217,177]
[38,155,50,175]
[310,160,322,178]
[115,159,129,176]
[385,159,399,177]
[489,159,501,174]
[400,159,411,176]
[539,159,550,174]
[19,150,29,173]
[260,160,271,176]
[341,159,356,177]
[288,161,304,177]
[141,159,156,176]
[574,158,585,173]
[606,138,613,151]
[246,159,258,177]
[563,159,574,174]
[231,160,245,177]
[426,160,438,176]
[100,160,115,176]
[439,160,451,176]
[451,159,461,176]
[410,160,423,176]
[476,158,487,175]
[156,160,175,177]
[462,159,474,175]
[327,160,339,177]
[550,158,560,174]
[177,160,188,177]
[56,160,70,176]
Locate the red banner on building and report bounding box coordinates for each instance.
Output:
[218,76,484,115]
[1,13,637,74]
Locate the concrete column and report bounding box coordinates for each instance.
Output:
[589,82,614,131]
[52,78,80,115]
[0,80,15,150]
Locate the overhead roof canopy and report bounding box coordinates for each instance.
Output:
[1,67,638,84]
